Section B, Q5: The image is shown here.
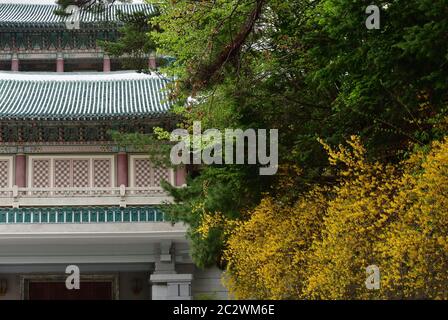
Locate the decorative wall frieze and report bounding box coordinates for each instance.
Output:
[0,143,152,154]
[0,31,117,54]
[0,146,17,154]
[0,143,115,154]
[0,119,174,144]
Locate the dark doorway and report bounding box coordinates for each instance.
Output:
[28,281,113,300]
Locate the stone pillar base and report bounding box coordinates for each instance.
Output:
[150,273,193,300]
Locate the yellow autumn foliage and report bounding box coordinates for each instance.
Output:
[210,136,448,299]
[223,190,328,299]
[302,136,399,299]
[379,139,448,299]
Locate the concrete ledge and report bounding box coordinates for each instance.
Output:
[150,274,193,283]
[0,222,188,243]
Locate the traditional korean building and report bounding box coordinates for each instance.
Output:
[0,3,226,300]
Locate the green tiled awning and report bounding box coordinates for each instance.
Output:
[0,206,166,224]
[0,72,171,120]
[0,3,157,29]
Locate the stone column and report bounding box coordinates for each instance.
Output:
[56,53,64,72]
[117,152,128,187]
[175,166,187,186]
[149,241,193,300]
[11,53,19,72]
[103,54,111,72]
[150,274,193,300]
[15,154,26,187]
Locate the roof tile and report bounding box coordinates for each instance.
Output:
[0,3,156,28]
[0,72,172,120]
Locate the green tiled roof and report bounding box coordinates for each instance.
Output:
[0,72,172,120]
[0,206,166,224]
[0,3,156,29]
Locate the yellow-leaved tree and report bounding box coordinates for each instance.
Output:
[303,136,399,299]
[379,139,448,299]
[199,136,448,299]
[223,190,328,299]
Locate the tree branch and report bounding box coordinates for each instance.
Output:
[189,0,266,91]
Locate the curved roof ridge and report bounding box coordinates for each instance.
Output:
[0,3,157,27]
[0,71,168,82]
[0,71,172,120]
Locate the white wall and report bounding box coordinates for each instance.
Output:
[0,274,20,300]
[119,272,151,300]
[176,264,229,300]
[192,267,229,300]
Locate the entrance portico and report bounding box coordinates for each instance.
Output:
[0,221,194,300]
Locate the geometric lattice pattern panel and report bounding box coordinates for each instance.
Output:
[54,159,71,188]
[153,167,169,187]
[73,160,90,187]
[134,159,152,187]
[32,159,50,188]
[0,160,10,188]
[93,159,111,188]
